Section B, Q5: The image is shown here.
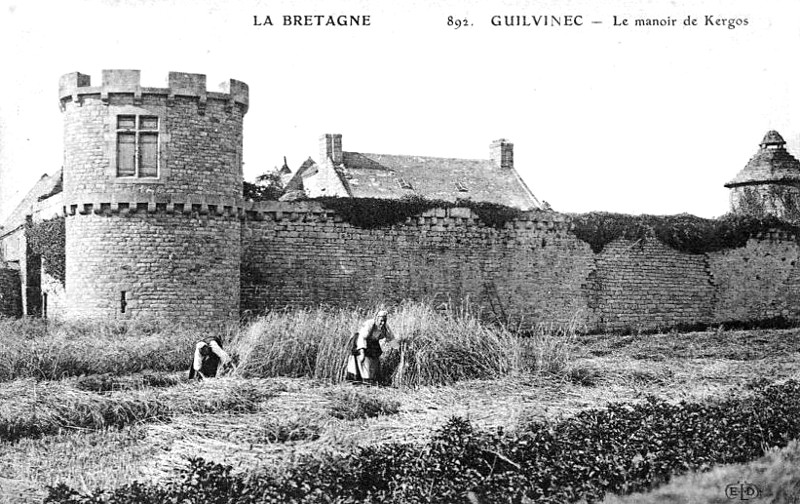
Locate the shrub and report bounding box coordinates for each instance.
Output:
[244,170,285,201]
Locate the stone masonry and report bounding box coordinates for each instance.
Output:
[241,203,591,328]
[58,70,247,325]
[240,201,800,332]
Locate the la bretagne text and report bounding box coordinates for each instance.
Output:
[253,15,371,27]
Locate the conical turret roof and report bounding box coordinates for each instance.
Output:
[725,130,800,187]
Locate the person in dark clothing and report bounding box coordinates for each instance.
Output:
[188,336,231,380]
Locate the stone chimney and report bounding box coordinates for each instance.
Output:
[490,139,513,169]
[320,134,343,164]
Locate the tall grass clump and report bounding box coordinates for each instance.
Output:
[0,317,219,382]
[229,301,578,387]
[515,317,581,376]
[230,307,356,381]
[386,302,520,386]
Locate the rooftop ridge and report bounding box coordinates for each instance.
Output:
[350,151,490,164]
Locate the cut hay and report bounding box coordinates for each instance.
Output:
[0,377,285,443]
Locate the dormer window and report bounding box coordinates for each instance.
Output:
[117,115,159,178]
[455,181,468,192]
[398,178,413,190]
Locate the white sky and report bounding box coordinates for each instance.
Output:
[1,0,799,220]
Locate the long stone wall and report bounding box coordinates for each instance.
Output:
[8,199,800,332]
[241,202,593,328]
[242,202,800,332]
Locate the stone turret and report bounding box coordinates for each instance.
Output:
[58,70,248,326]
[725,130,800,221]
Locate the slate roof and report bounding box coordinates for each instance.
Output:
[284,157,317,192]
[330,151,540,210]
[725,130,800,187]
[1,170,63,235]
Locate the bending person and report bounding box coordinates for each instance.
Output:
[346,309,394,385]
[189,336,231,380]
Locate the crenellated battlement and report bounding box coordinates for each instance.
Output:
[58,70,249,113]
[60,197,571,231]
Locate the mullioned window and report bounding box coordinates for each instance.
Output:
[116,115,159,178]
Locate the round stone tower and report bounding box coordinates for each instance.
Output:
[58,70,248,326]
[725,130,800,222]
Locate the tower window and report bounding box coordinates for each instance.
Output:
[120,291,128,314]
[116,115,159,178]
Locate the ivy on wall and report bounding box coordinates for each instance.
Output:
[466,201,526,229]
[316,195,442,228]
[25,216,66,285]
[315,196,525,229]
[735,185,800,222]
[570,212,800,254]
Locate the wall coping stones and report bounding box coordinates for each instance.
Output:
[61,196,570,230]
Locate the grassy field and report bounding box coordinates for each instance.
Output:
[1,308,799,503]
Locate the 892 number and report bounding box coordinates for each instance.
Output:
[447,16,471,29]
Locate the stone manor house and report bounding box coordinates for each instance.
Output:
[1,69,799,331]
